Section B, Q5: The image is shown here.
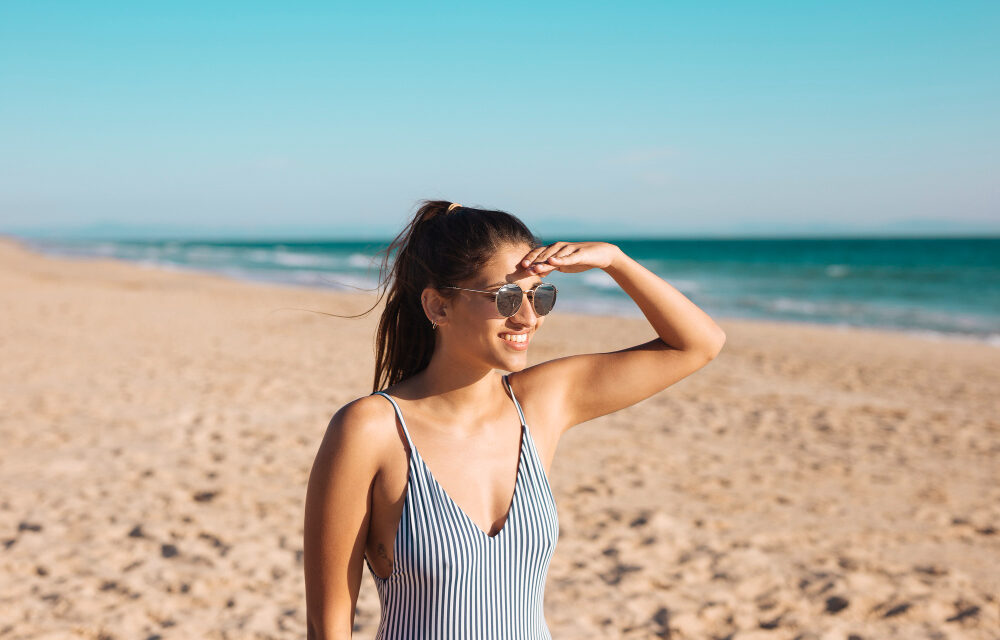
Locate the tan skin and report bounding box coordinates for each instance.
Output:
[303,240,727,639]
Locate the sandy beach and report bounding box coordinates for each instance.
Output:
[0,235,997,639]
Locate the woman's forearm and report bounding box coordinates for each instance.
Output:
[604,245,726,355]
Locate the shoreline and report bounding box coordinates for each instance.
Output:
[2,232,995,349]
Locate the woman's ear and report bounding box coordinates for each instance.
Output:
[421,287,448,327]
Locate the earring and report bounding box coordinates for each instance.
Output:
[431,321,438,330]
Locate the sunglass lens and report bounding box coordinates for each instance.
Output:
[496,285,522,316]
[532,284,557,315]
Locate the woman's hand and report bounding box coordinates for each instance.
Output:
[520,241,622,275]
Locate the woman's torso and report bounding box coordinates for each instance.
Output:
[362,372,560,639]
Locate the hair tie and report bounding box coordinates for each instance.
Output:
[447,202,462,212]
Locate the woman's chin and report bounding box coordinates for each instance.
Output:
[498,352,529,371]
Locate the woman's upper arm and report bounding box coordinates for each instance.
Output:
[516,337,721,434]
[303,397,385,640]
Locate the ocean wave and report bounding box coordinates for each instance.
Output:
[246,249,275,262]
[289,270,380,291]
[270,249,339,268]
[898,328,1000,347]
[216,266,380,292]
[581,271,617,290]
[348,252,379,269]
[183,246,239,262]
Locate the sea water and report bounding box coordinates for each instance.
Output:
[15,235,1000,345]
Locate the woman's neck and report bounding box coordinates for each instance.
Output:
[391,355,506,434]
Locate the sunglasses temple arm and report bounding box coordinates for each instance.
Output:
[443,286,492,295]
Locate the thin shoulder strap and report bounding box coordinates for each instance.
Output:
[502,374,527,427]
[371,391,415,452]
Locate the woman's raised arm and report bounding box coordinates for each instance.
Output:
[303,398,384,639]
[516,242,726,432]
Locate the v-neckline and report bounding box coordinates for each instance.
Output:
[410,421,526,540]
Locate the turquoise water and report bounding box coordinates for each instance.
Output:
[15,235,1000,344]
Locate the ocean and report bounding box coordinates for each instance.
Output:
[13,235,1000,345]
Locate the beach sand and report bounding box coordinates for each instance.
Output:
[1,235,997,639]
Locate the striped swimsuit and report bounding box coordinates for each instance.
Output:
[366,373,560,639]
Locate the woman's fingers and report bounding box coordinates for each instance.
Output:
[530,263,558,276]
[532,242,569,265]
[521,242,585,274]
[523,241,613,274]
[520,246,547,268]
[547,246,578,262]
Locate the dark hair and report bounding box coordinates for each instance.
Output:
[372,200,540,391]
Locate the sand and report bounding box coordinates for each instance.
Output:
[0,235,997,639]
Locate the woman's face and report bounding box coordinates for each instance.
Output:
[442,242,547,372]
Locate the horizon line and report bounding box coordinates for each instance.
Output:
[4,231,1000,244]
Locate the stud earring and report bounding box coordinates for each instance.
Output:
[431,321,438,330]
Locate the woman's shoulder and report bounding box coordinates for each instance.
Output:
[332,392,401,437]
[503,369,544,409]
[503,370,564,434]
[315,393,401,471]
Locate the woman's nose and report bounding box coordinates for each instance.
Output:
[512,293,538,324]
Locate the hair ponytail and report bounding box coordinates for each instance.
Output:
[371,199,540,391]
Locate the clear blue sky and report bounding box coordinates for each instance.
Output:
[1,1,998,238]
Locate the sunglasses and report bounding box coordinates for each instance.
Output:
[442,282,558,317]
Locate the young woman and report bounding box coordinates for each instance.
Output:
[303,200,726,639]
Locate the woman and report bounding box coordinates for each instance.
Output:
[303,200,726,639]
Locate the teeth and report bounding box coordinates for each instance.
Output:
[501,333,528,343]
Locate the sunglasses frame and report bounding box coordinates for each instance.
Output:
[441,282,558,317]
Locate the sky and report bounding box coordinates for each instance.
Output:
[1,1,998,239]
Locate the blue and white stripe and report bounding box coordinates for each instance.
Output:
[366,373,560,639]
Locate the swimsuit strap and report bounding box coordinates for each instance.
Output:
[502,374,527,427]
[371,391,416,452]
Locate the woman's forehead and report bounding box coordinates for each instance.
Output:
[476,244,538,287]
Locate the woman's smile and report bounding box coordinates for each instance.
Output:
[499,331,531,350]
